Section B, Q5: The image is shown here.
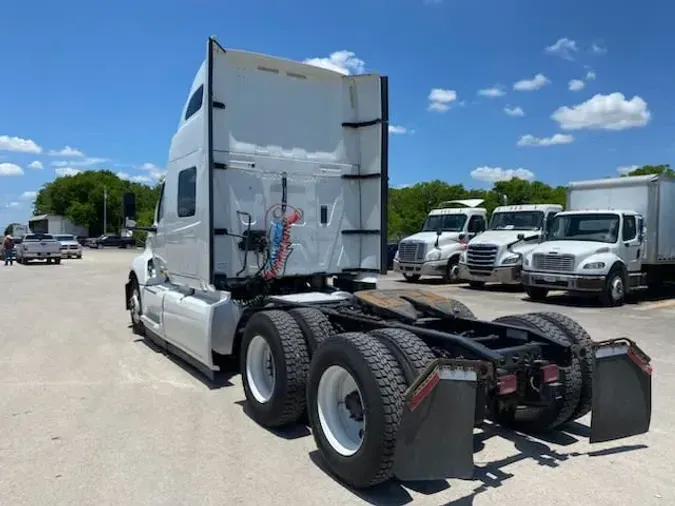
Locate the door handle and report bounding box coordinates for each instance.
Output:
[636,249,640,259]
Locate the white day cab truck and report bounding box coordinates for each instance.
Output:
[522,174,675,307]
[121,38,652,490]
[458,204,563,288]
[393,200,487,283]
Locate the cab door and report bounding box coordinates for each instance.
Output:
[621,214,642,273]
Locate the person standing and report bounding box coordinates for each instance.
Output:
[3,234,15,266]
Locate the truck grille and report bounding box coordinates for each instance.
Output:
[467,244,498,271]
[533,253,575,272]
[398,241,426,263]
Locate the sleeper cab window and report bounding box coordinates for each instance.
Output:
[184,84,204,121]
[177,167,197,218]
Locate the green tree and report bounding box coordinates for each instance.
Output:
[33,170,160,237]
[622,164,674,177]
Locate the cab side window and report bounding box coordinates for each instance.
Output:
[468,215,486,233]
[184,85,204,121]
[156,182,166,223]
[177,167,197,218]
[622,215,637,241]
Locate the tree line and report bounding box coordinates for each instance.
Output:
[3,164,672,238]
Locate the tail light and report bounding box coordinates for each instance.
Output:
[497,374,517,395]
[540,364,559,383]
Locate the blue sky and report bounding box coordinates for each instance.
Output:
[1,0,673,226]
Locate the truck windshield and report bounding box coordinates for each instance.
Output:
[548,213,620,243]
[489,211,544,231]
[422,214,467,232]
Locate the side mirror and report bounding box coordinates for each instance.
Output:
[123,192,137,221]
[458,233,466,241]
[436,227,443,236]
[517,233,525,240]
[125,218,137,228]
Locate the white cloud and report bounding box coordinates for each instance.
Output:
[49,146,85,157]
[28,160,44,170]
[52,157,107,168]
[545,38,578,60]
[471,166,535,183]
[568,79,585,92]
[586,70,596,80]
[617,165,639,175]
[0,162,24,176]
[0,135,42,154]
[139,162,166,180]
[504,105,525,117]
[552,93,651,131]
[55,167,82,177]
[427,88,458,112]
[513,73,551,91]
[21,191,37,200]
[591,43,607,55]
[118,171,153,184]
[388,125,408,134]
[303,50,365,75]
[477,86,505,98]
[517,133,575,147]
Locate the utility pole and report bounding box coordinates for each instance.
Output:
[103,186,108,234]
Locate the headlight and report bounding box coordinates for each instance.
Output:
[583,262,605,269]
[502,255,520,265]
[459,251,467,263]
[427,249,442,261]
[394,250,399,261]
[523,257,530,266]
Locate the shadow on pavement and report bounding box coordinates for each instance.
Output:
[133,336,236,389]
[308,420,647,505]
[524,283,675,308]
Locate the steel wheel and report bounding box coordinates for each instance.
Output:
[317,365,365,456]
[245,335,277,404]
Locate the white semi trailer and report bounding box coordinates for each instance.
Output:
[522,174,675,306]
[121,38,653,490]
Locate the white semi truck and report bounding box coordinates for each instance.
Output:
[393,200,487,282]
[121,38,652,490]
[458,204,562,288]
[522,174,675,306]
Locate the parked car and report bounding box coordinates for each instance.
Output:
[15,233,62,264]
[87,234,135,249]
[53,234,83,259]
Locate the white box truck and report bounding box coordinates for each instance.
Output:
[392,200,487,282]
[522,174,675,306]
[120,37,652,490]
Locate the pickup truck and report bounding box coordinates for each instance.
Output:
[15,234,62,264]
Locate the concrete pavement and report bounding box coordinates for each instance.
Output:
[0,250,672,505]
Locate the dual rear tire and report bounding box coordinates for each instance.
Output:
[240,308,434,488]
[491,312,592,431]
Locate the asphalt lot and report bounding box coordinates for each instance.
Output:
[1,249,673,505]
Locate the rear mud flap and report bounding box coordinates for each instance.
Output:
[590,339,652,443]
[393,359,488,482]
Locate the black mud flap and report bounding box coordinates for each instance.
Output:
[393,358,487,482]
[590,338,652,443]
